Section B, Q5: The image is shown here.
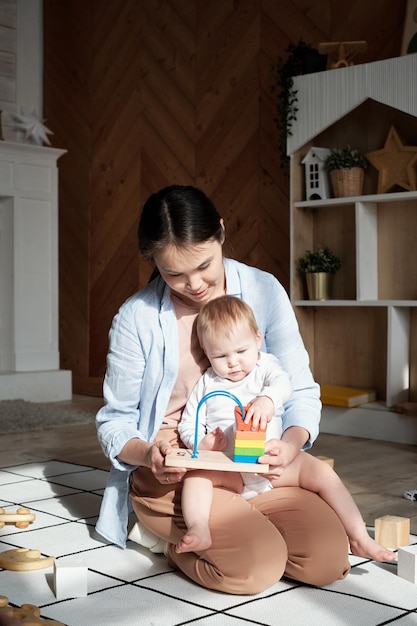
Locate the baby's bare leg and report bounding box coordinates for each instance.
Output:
[271,453,396,562]
[177,469,243,554]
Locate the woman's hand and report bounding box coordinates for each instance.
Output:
[257,426,309,476]
[118,438,186,485]
[148,439,187,485]
[257,438,297,476]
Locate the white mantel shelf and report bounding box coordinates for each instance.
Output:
[0,141,72,401]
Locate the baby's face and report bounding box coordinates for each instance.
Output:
[202,319,261,382]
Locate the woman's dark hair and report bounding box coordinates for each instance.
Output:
[138,185,224,260]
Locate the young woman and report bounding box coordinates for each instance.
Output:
[95,185,351,594]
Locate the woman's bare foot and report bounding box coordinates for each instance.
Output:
[175,523,212,554]
[349,535,397,562]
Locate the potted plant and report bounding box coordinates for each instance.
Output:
[296,246,341,300]
[270,41,327,170]
[324,146,368,197]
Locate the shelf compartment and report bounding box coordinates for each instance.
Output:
[296,304,413,407]
[292,203,356,301]
[297,306,387,401]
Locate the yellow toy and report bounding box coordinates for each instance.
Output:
[0,507,35,529]
[0,548,55,571]
[0,595,64,625]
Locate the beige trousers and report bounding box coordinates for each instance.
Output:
[130,428,350,595]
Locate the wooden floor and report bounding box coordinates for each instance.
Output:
[1,395,416,534]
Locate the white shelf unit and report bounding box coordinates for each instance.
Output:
[289,57,417,411]
[292,194,416,407]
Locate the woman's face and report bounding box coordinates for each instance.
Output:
[153,238,225,307]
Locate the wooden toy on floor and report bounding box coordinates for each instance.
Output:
[374,515,410,549]
[0,506,35,528]
[0,548,55,571]
[0,595,64,625]
[397,544,417,583]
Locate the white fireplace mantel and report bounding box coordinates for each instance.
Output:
[0,141,72,401]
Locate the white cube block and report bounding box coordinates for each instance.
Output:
[54,558,88,599]
[398,545,417,584]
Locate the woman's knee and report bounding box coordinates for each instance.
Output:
[173,489,288,594]
[253,487,350,586]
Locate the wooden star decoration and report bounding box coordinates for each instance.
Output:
[366,126,417,193]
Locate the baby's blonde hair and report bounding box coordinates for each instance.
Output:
[197,295,259,348]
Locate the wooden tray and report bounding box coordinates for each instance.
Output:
[165,449,269,473]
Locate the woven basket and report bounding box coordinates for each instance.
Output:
[330,167,364,198]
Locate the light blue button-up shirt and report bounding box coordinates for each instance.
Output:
[95,258,321,547]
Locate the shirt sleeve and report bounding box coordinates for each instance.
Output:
[96,301,147,471]
[258,354,293,410]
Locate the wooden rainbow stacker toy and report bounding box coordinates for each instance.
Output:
[165,391,269,472]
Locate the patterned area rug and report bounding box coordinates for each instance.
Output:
[0,400,97,433]
[0,461,416,626]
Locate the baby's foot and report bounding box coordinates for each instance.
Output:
[175,524,212,554]
[349,536,397,562]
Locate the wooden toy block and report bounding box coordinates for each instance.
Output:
[234,443,265,454]
[0,506,35,528]
[235,405,264,431]
[0,548,55,571]
[54,558,88,599]
[234,438,265,449]
[234,430,266,440]
[0,595,64,625]
[316,455,335,468]
[398,544,417,584]
[374,515,410,549]
[165,448,269,473]
[234,444,265,457]
[233,455,261,463]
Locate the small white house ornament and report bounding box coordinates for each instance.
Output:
[301,147,331,200]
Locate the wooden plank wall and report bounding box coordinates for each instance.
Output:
[43,0,407,396]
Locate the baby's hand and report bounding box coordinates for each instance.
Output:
[244,396,274,431]
[199,427,227,451]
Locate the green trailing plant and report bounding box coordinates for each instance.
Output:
[271,41,321,170]
[324,146,368,172]
[296,247,341,274]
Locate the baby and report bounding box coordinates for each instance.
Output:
[176,295,395,564]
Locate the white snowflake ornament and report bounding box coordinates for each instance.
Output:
[11,108,53,146]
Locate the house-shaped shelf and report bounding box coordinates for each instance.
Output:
[288,54,417,408]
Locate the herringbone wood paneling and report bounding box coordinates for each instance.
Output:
[44,0,407,395]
